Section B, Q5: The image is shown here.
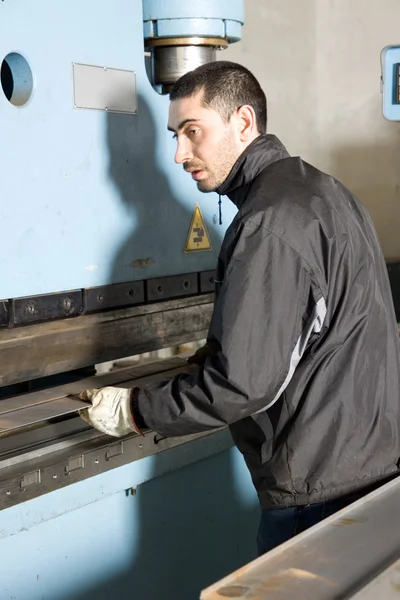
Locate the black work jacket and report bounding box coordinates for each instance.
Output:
[137,134,400,508]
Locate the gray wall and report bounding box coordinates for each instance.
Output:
[224,0,400,258]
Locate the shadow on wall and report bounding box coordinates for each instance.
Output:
[59,96,260,599]
[329,144,400,260]
[104,94,222,286]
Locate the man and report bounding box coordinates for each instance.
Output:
[80,61,400,555]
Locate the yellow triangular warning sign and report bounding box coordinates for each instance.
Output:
[184,204,212,253]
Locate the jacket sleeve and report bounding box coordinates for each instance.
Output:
[137,221,322,437]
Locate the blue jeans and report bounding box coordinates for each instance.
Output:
[257,489,370,556]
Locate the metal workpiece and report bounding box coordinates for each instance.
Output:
[201,476,400,600]
[0,396,90,434]
[0,357,214,509]
[0,356,195,434]
[351,558,400,599]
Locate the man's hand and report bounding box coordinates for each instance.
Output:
[79,387,142,438]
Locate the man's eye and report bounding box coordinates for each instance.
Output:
[188,129,199,136]
[172,134,177,140]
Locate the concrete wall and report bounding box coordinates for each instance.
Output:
[225,0,400,258]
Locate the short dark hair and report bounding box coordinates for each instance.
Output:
[170,61,267,133]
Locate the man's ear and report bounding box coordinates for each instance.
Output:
[236,105,257,142]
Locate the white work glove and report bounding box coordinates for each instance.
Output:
[79,387,142,438]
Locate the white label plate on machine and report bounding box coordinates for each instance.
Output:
[72,62,137,114]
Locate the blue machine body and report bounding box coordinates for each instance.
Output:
[381,45,400,121]
[0,0,241,300]
[1,432,259,600]
[0,1,260,599]
[142,0,244,41]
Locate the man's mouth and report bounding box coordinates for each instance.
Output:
[190,170,205,181]
[185,166,206,181]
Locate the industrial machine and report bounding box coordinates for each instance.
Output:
[0,2,262,599]
[198,44,400,600]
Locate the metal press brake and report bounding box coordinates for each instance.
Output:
[0,2,261,599]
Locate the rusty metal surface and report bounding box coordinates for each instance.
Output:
[0,294,213,387]
[200,477,400,599]
[351,558,400,599]
[1,271,214,326]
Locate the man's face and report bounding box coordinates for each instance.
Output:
[168,91,241,192]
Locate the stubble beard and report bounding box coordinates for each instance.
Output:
[197,130,240,193]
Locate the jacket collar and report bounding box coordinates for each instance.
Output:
[216,134,290,208]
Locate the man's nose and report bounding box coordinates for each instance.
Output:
[175,138,193,164]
